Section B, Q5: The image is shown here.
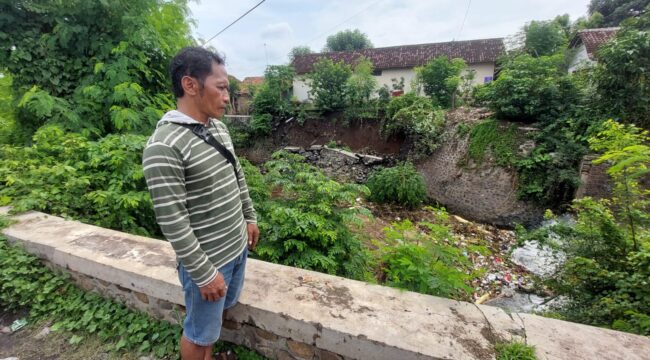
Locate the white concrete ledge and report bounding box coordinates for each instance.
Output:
[2,209,649,360]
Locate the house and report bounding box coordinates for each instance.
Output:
[290,38,505,101]
[568,27,619,73]
[236,76,264,114]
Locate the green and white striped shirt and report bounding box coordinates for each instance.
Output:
[143,110,256,287]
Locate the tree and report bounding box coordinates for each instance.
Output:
[306,58,352,112]
[524,20,568,56]
[345,57,377,119]
[250,65,296,134]
[589,0,650,26]
[414,56,466,108]
[288,46,313,62]
[0,0,194,138]
[476,54,579,123]
[592,8,650,128]
[589,120,649,250]
[228,75,240,113]
[323,29,373,52]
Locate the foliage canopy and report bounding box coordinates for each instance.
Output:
[415,56,466,108]
[323,29,373,52]
[0,0,194,139]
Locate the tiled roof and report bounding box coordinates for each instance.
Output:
[239,76,264,95]
[569,28,619,60]
[291,38,505,74]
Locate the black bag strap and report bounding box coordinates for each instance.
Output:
[177,123,240,184]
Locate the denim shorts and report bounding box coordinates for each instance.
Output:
[177,248,247,346]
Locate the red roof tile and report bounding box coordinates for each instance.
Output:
[239,76,264,95]
[291,38,505,74]
[570,28,619,60]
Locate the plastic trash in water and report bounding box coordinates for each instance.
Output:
[9,318,27,332]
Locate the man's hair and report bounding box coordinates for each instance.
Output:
[170,47,225,98]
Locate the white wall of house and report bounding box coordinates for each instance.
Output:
[469,62,496,85]
[292,62,497,102]
[568,44,594,73]
[292,77,311,101]
[375,68,418,93]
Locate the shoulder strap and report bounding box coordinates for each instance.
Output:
[177,123,240,183]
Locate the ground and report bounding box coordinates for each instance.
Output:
[0,307,144,360]
[359,200,537,303]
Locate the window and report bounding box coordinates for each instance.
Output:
[484,76,493,84]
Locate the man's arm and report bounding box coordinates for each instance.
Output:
[216,121,259,249]
[142,141,219,287]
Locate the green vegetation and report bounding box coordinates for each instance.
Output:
[253,151,372,280]
[288,45,313,62]
[523,19,568,57]
[375,216,480,299]
[0,233,264,359]
[476,54,578,123]
[306,58,353,112]
[588,0,649,27]
[592,9,650,128]
[415,56,467,108]
[0,0,193,140]
[382,94,447,159]
[466,120,518,167]
[495,342,537,360]
[0,234,180,357]
[518,122,650,336]
[323,29,373,52]
[345,57,379,120]
[251,65,295,131]
[0,74,17,144]
[0,125,157,237]
[366,163,428,208]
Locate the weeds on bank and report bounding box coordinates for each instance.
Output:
[0,229,264,359]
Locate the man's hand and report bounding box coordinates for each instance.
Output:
[198,272,226,302]
[247,223,260,250]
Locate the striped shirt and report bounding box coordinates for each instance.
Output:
[143,114,256,287]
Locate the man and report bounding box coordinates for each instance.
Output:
[143,47,259,360]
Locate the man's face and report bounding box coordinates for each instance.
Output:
[197,62,230,119]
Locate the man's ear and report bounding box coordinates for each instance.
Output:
[181,76,199,96]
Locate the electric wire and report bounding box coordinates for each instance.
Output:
[457,0,472,40]
[202,0,267,46]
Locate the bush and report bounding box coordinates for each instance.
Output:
[254,151,372,280]
[367,163,427,208]
[478,54,579,123]
[345,57,378,120]
[592,9,650,128]
[0,235,182,357]
[1,0,193,137]
[376,218,476,299]
[465,119,518,167]
[495,342,537,360]
[250,65,295,121]
[306,58,352,112]
[414,56,466,108]
[382,96,447,159]
[0,125,157,237]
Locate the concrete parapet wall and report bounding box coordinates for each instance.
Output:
[2,209,649,360]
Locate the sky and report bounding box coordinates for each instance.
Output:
[188,0,593,79]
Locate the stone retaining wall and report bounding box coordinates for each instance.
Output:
[2,209,649,360]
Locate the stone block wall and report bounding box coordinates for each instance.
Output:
[64,266,185,325]
[417,110,543,227]
[575,154,613,200]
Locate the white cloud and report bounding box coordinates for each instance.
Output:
[188,0,591,78]
[261,22,293,39]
